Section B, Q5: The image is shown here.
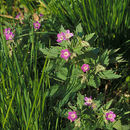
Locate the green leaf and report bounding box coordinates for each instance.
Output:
[39,46,61,58]
[85,33,95,41]
[56,67,68,80]
[88,75,100,88]
[60,25,66,33]
[99,50,109,66]
[85,33,97,43]
[49,85,59,97]
[104,99,113,109]
[113,120,128,130]
[98,70,121,79]
[77,93,84,110]
[95,64,106,74]
[57,40,70,47]
[73,45,83,55]
[76,23,83,37]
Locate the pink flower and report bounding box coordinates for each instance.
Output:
[68,111,77,122]
[106,111,116,122]
[64,30,73,40]
[61,49,71,60]
[56,32,65,43]
[81,64,90,72]
[15,13,21,19]
[39,13,43,17]
[5,32,14,40]
[33,21,41,29]
[4,28,11,35]
[84,97,93,106]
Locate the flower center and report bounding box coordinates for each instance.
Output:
[60,36,63,40]
[71,114,76,119]
[35,23,39,27]
[64,52,69,57]
[84,66,88,70]
[7,30,10,34]
[65,33,70,39]
[108,114,113,119]
[9,35,13,39]
[87,99,92,103]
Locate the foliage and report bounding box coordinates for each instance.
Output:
[59,92,129,130]
[47,0,129,46]
[0,11,58,129]
[40,24,122,91]
[0,1,129,129]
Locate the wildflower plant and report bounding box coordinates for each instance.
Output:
[40,24,122,91]
[61,92,118,129]
[39,24,124,129]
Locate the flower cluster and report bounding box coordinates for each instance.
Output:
[33,21,41,30]
[84,97,116,122]
[4,28,14,40]
[67,97,116,128]
[57,30,73,43]
[58,30,73,60]
[57,31,90,72]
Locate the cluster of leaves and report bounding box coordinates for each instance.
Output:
[59,92,130,130]
[39,24,122,112]
[44,0,130,92]
[40,24,122,88]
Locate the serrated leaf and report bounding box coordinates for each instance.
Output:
[39,46,61,58]
[56,67,68,80]
[77,93,84,110]
[57,40,70,47]
[98,70,121,79]
[88,75,100,88]
[85,33,97,43]
[73,45,83,55]
[49,85,59,97]
[99,50,109,66]
[104,99,113,109]
[76,23,83,37]
[60,25,66,32]
[95,64,106,74]
[113,120,122,130]
[85,33,95,41]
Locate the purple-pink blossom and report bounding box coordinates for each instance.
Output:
[15,13,21,19]
[84,97,92,106]
[39,13,43,17]
[81,64,90,72]
[56,32,65,43]
[4,28,14,40]
[61,49,71,60]
[4,28,11,35]
[33,21,41,29]
[68,111,77,122]
[56,30,73,43]
[106,111,116,122]
[5,32,14,40]
[64,30,73,40]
